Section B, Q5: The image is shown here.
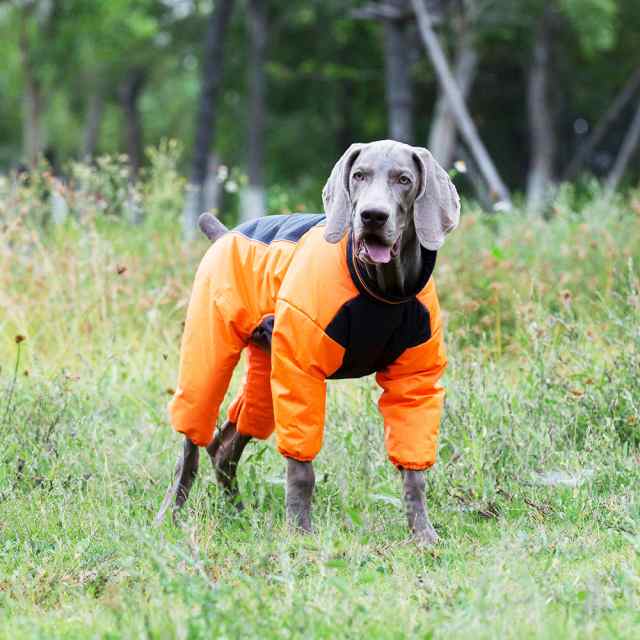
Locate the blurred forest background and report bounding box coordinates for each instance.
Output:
[1,0,640,228]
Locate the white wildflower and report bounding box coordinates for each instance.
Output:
[453,160,467,174]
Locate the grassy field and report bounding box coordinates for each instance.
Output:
[1,167,639,638]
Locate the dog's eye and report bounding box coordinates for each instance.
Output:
[398,175,412,186]
[352,171,365,181]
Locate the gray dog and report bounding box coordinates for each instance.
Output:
[157,140,459,544]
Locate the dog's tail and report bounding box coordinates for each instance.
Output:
[198,212,229,243]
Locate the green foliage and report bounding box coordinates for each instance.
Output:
[143,139,187,223]
[0,165,638,637]
[1,0,639,192]
[560,0,618,56]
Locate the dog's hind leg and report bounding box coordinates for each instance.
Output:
[207,339,272,510]
[156,211,231,525]
[155,438,200,525]
[207,420,251,510]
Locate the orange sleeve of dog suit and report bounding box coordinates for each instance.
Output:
[168,242,247,447]
[271,299,345,462]
[375,280,448,470]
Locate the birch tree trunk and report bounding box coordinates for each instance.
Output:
[526,7,555,213]
[563,67,640,181]
[383,17,413,143]
[19,15,45,167]
[183,0,235,240]
[411,0,511,207]
[605,101,640,194]
[241,0,268,222]
[428,11,477,168]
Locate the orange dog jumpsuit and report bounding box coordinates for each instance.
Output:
[169,214,447,470]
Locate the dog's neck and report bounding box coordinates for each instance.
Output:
[357,222,424,299]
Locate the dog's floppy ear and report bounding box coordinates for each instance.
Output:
[322,143,365,243]
[411,147,460,251]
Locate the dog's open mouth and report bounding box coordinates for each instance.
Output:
[356,235,401,265]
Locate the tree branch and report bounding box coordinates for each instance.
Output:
[411,0,511,207]
[563,67,640,181]
[605,101,640,194]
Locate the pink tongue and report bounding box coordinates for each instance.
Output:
[364,240,392,263]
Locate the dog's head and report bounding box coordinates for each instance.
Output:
[322,140,460,264]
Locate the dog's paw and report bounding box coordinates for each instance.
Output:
[413,525,440,547]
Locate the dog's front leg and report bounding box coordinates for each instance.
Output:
[401,469,439,545]
[286,459,315,532]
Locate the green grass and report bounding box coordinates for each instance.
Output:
[0,167,639,638]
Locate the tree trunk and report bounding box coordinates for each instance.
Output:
[383,18,413,143]
[526,7,555,213]
[19,16,45,166]
[119,68,146,177]
[22,79,45,168]
[83,87,104,160]
[183,0,235,240]
[410,0,511,207]
[563,67,640,181]
[428,12,477,168]
[336,76,355,153]
[605,101,640,193]
[242,0,268,221]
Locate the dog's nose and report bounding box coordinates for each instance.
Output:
[360,209,390,227]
